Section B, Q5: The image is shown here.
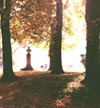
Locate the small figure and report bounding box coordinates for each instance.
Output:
[21,47,33,71]
[41,64,48,70]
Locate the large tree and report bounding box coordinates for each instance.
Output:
[49,0,64,74]
[82,0,100,85]
[0,0,16,81]
[0,0,3,12]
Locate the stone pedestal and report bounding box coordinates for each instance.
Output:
[21,47,33,71]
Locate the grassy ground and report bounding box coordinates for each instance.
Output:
[0,71,100,108]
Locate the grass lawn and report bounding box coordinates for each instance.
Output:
[0,71,100,108]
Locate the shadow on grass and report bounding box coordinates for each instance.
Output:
[0,72,86,108]
[70,83,100,106]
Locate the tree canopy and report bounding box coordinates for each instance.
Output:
[10,0,55,46]
[9,0,85,50]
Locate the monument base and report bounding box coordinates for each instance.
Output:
[21,65,33,71]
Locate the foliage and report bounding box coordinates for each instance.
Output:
[10,0,56,45]
[62,0,86,50]
[9,0,86,49]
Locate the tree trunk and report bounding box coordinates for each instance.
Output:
[0,0,16,81]
[82,0,100,85]
[50,0,64,74]
[0,0,3,12]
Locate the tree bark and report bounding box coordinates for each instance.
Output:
[0,0,16,81]
[82,0,100,85]
[0,0,3,13]
[50,0,64,74]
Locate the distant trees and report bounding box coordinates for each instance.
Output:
[0,0,16,81]
[82,0,100,85]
